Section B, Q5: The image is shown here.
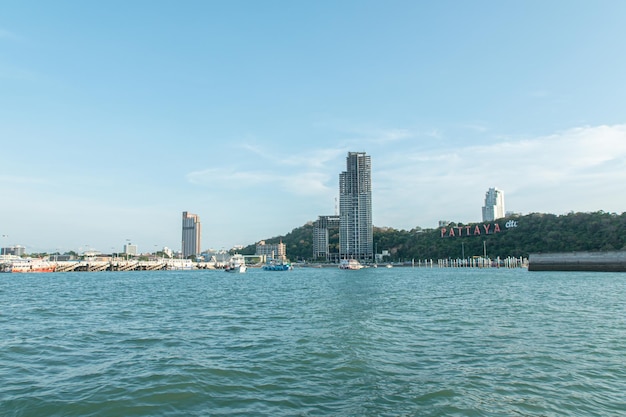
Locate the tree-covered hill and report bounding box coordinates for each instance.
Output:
[240,222,315,261]
[243,211,626,262]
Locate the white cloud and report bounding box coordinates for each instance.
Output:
[239,143,346,169]
[373,124,626,229]
[187,124,626,231]
[186,166,334,197]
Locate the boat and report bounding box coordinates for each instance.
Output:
[339,259,364,270]
[262,259,293,271]
[0,258,57,273]
[165,259,194,270]
[225,254,247,273]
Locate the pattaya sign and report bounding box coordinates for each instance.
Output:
[440,220,518,238]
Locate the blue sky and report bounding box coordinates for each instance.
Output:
[2,1,626,254]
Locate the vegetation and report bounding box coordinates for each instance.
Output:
[249,211,626,262]
[240,222,315,261]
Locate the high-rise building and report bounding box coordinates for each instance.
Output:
[339,152,373,262]
[313,215,340,262]
[124,243,138,256]
[482,187,505,222]
[1,245,25,256]
[182,211,201,258]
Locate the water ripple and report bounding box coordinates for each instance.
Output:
[1,268,625,416]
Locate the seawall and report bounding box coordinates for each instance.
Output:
[528,251,626,272]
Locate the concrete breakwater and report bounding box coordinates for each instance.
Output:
[528,251,626,272]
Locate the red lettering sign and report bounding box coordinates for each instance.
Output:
[439,222,510,238]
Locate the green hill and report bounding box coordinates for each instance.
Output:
[243,211,626,262]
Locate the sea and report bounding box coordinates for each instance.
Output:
[1,267,625,417]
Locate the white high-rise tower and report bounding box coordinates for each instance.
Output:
[482,187,505,222]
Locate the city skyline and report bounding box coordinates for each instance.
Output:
[2,2,626,253]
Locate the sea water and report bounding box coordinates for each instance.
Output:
[1,267,625,416]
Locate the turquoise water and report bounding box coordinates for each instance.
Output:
[1,267,625,416]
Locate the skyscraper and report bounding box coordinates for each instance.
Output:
[482,187,505,222]
[182,211,201,258]
[339,152,373,262]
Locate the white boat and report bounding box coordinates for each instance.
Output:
[225,254,247,273]
[0,258,57,273]
[339,259,363,270]
[165,259,194,270]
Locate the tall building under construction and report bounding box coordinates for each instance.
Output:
[339,152,373,262]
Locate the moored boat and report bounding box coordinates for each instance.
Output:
[225,254,247,273]
[339,259,363,270]
[165,259,194,270]
[0,258,57,273]
[262,260,292,271]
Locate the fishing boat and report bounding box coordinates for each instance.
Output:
[225,254,247,273]
[0,258,57,273]
[338,259,363,270]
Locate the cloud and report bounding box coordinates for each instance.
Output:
[186,166,334,197]
[239,142,346,169]
[368,128,414,144]
[373,124,626,228]
[399,124,626,186]
[187,124,626,231]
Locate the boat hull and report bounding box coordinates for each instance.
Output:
[339,259,363,270]
[225,265,247,273]
[262,262,292,271]
[0,259,57,273]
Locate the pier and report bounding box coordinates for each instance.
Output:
[52,259,200,272]
[529,251,626,272]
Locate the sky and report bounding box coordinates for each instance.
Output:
[2,1,626,254]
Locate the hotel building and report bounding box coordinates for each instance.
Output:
[255,240,287,261]
[182,211,202,258]
[482,187,505,222]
